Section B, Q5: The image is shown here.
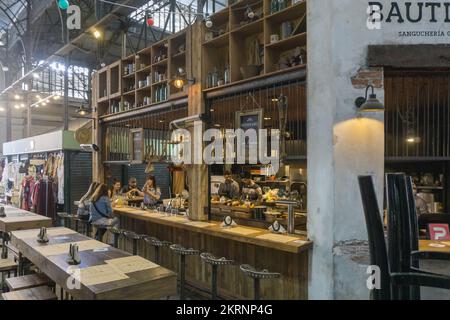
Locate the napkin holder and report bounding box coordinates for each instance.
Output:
[37,227,49,243]
[269,221,286,234]
[220,215,237,228]
[0,206,5,218]
[67,244,81,265]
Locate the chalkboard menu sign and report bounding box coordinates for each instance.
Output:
[235,109,263,132]
[234,110,263,162]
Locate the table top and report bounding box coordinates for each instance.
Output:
[0,206,53,233]
[11,227,177,300]
[419,240,450,253]
[114,207,312,254]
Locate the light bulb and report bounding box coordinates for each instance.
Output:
[93,29,102,39]
[173,78,184,89]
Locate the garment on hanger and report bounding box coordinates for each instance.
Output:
[20,175,35,211]
[57,154,64,204]
[32,177,57,220]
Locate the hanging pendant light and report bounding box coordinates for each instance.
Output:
[354,85,384,112]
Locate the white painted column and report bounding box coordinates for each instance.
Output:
[307,0,385,299]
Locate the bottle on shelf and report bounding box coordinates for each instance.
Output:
[224,65,230,84]
[270,0,279,14]
[212,67,219,87]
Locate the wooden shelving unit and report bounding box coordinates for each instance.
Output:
[95,28,189,117]
[202,0,307,89]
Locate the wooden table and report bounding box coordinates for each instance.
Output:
[10,227,177,300]
[0,206,52,259]
[419,240,450,253]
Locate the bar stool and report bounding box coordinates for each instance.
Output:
[143,236,171,264]
[200,253,234,300]
[93,224,109,242]
[68,215,81,232]
[170,244,199,300]
[122,231,142,255]
[78,219,92,237]
[108,227,123,249]
[240,264,281,300]
[56,212,70,228]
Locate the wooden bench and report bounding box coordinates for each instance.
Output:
[0,258,17,272]
[1,286,57,300]
[5,273,52,291]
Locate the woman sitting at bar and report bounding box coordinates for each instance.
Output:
[77,181,99,220]
[90,183,118,241]
[142,175,162,207]
[108,179,122,199]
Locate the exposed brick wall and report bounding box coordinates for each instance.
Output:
[351,67,384,89]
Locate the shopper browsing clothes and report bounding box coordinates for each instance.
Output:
[90,183,119,241]
[142,175,162,207]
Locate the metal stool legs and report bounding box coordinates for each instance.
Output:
[240,264,281,300]
[1,232,10,259]
[200,253,234,300]
[170,244,199,300]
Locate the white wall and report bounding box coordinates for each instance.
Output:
[307,0,449,299]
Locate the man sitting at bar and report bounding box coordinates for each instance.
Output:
[121,177,142,197]
[412,182,429,215]
[218,170,240,199]
[240,172,262,201]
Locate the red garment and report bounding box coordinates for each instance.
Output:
[32,179,57,220]
[21,176,35,211]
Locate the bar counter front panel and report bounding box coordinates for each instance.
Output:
[114,207,311,300]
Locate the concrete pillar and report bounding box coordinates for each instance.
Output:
[307,0,385,299]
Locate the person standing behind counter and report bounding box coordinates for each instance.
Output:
[240,172,262,201]
[90,184,118,241]
[142,175,162,206]
[218,171,240,199]
[121,177,142,197]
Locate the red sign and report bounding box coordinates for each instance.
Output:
[428,224,450,240]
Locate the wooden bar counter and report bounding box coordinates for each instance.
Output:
[114,207,312,300]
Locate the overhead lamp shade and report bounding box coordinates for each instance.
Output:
[355,85,384,112]
[359,93,384,112]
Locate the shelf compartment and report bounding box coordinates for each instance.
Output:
[265,0,306,23]
[203,32,230,48]
[230,18,264,36]
[265,32,306,50]
[230,0,264,32]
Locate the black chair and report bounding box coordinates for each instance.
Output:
[200,253,234,300]
[239,264,280,300]
[386,173,450,299]
[170,244,199,300]
[358,175,450,300]
[143,237,171,264]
